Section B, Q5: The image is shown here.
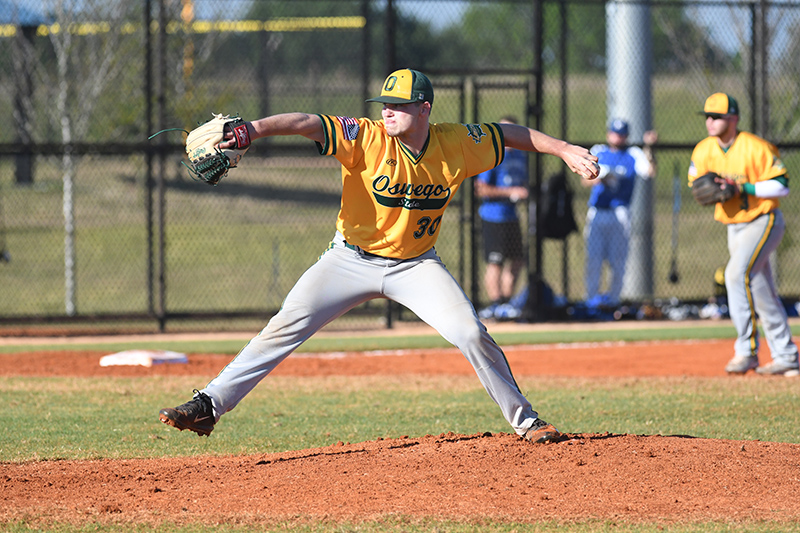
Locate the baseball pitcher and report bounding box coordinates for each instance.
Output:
[159,69,600,443]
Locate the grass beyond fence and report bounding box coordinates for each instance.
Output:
[4,150,800,322]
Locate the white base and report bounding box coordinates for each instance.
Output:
[99,349,188,367]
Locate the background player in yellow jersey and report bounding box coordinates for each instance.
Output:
[689,93,799,376]
[159,69,600,443]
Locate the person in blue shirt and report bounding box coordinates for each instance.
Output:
[475,116,529,320]
[583,119,657,307]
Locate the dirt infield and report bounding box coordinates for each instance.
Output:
[3,338,800,527]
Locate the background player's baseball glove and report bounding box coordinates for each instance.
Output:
[691,172,738,206]
[185,113,251,185]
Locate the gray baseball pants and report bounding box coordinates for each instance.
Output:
[726,209,798,364]
[200,231,541,436]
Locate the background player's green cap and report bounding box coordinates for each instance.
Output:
[701,93,739,116]
[366,68,434,106]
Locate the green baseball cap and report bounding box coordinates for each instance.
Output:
[366,68,434,106]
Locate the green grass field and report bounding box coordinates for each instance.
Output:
[2,375,800,532]
[2,324,800,531]
[4,373,799,464]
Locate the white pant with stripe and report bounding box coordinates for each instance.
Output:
[726,209,798,365]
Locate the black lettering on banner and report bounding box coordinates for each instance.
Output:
[371,175,452,210]
[414,215,442,239]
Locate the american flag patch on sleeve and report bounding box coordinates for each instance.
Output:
[336,116,360,141]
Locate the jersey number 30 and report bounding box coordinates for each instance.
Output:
[414,215,442,239]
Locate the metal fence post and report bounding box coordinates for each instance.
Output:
[607,0,655,301]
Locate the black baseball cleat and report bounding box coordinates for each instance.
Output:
[159,390,215,437]
[523,418,561,443]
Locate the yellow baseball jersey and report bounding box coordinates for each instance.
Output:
[688,131,786,224]
[316,115,505,258]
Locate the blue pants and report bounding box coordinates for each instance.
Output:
[584,206,630,304]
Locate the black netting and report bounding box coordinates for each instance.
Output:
[2,0,799,330]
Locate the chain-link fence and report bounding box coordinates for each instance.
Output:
[2,0,800,332]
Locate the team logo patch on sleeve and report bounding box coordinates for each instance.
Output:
[337,116,360,141]
[464,124,486,144]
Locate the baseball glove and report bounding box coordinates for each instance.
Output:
[691,172,738,206]
[184,113,251,185]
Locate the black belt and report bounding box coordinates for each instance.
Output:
[343,241,385,258]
